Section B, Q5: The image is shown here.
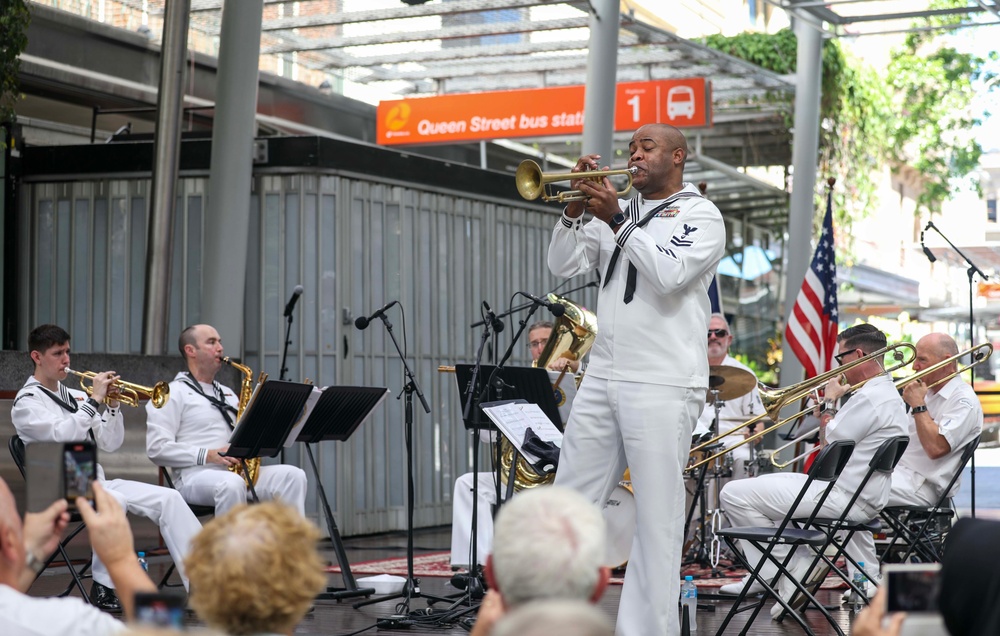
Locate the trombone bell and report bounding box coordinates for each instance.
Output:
[515,160,638,203]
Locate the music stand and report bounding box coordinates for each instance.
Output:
[223,380,314,503]
[295,385,389,601]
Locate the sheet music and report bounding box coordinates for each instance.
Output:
[481,400,562,464]
[283,386,323,447]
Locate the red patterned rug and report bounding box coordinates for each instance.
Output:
[327,553,847,590]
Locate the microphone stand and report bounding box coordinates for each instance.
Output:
[278,308,295,463]
[352,309,452,616]
[924,221,988,518]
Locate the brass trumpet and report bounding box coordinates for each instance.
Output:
[768,342,994,470]
[685,342,917,472]
[65,368,170,409]
[515,159,638,203]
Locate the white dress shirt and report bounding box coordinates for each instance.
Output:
[0,584,125,635]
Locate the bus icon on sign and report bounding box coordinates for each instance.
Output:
[667,86,696,120]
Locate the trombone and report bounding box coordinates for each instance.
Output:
[685,342,916,473]
[65,368,170,409]
[515,159,638,203]
[769,342,994,470]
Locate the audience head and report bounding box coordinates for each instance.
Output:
[486,485,609,609]
[492,599,614,636]
[185,502,326,636]
[940,517,1000,635]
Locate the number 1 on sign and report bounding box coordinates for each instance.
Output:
[627,95,640,122]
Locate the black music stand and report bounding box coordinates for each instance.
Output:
[295,385,389,601]
[454,364,562,504]
[222,380,314,503]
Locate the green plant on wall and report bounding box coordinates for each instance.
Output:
[0,0,30,146]
[702,0,995,223]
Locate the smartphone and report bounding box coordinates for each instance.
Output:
[134,592,186,628]
[25,441,97,513]
[884,563,942,614]
[62,441,97,506]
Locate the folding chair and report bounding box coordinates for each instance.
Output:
[154,466,214,589]
[714,439,855,636]
[781,435,910,618]
[8,435,93,603]
[880,433,980,564]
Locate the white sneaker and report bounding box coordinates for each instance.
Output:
[718,575,765,596]
[841,576,879,603]
[770,560,811,620]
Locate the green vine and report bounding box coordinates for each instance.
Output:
[703,3,995,223]
[0,0,30,144]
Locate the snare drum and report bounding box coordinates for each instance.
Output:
[602,481,635,569]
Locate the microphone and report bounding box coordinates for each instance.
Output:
[920,223,937,263]
[482,301,505,333]
[354,300,399,330]
[283,285,304,317]
[521,292,566,317]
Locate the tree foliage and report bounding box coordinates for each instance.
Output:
[703,4,995,222]
[0,0,31,136]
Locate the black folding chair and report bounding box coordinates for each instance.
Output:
[782,435,910,618]
[879,433,980,564]
[154,466,214,588]
[714,439,855,636]
[8,435,93,603]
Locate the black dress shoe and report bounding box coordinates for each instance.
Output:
[89,582,122,612]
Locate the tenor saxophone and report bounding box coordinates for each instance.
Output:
[222,356,267,486]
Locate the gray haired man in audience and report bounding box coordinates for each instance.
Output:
[493,600,614,636]
[470,485,610,636]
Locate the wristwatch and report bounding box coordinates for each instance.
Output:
[26,551,44,575]
[609,211,627,229]
[86,397,100,411]
[911,404,928,414]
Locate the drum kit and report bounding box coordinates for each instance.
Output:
[683,364,759,572]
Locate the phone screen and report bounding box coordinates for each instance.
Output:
[134,592,186,628]
[63,442,96,505]
[886,567,941,613]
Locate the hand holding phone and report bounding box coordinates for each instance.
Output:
[133,592,186,628]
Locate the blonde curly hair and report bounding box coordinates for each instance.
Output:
[185,502,326,635]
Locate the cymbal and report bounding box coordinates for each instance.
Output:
[706,365,757,404]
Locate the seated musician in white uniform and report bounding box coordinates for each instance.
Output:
[145,324,307,516]
[718,324,907,618]
[691,313,766,480]
[11,324,202,611]
[450,321,579,570]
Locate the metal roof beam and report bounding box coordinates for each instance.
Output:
[262,16,594,54]
[323,39,590,68]
[839,5,986,24]
[258,0,582,30]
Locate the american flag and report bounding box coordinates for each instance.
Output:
[785,189,839,378]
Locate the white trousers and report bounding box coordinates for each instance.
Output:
[850,472,939,577]
[720,473,879,584]
[95,479,203,590]
[555,376,699,636]
[450,472,504,568]
[176,464,307,516]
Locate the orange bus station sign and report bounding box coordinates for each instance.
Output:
[377,78,711,146]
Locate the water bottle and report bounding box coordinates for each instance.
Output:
[851,562,868,614]
[681,575,698,632]
[137,551,148,573]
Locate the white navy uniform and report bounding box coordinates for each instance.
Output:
[721,374,908,585]
[0,584,125,635]
[693,355,766,480]
[549,185,725,636]
[852,375,982,573]
[12,377,201,590]
[145,372,307,516]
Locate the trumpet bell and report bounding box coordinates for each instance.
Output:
[515,160,545,201]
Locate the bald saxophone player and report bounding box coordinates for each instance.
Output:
[146,324,308,515]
